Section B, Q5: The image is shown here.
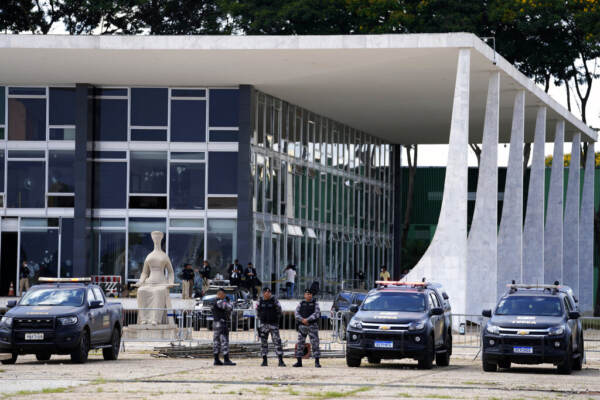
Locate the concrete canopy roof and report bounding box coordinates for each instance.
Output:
[0,33,595,144]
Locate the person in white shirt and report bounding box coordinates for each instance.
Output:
[284,264,297,299]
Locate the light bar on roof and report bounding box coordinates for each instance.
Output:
[38,277,92,283]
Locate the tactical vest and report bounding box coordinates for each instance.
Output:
[258,297,280,324]
[212,300,229,322]
[298,300,316,319]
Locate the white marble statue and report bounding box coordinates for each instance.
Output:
[135,231,176,325]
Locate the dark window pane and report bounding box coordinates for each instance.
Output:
[49,87,76,125]
[60,218,74,277]
[90,230,126,278]
[209,130,238,142]
[208,152,237,194]
[89,151,126,159]
[93,99,127,141]
[209,89,239,127]
[21,228,59,280]
[9,87,45,95]
[48,196,74,207]
[92,162,126,208]
[206,219,236,276]
[0,87,4,124]
[49,150,75,193]
[8,98,46,140]
[170,100,206,142]
[7,161,45,208]
[49,127,75,140]
[8,150,44,158]
[169,232,204,288]
[0,127,4,139]
[171,152,204,160]
[207,197,237,209]
[131,129,167,141]
[172,89,205,97]
[131,88,168,126]
[93,88,127,96]
[128,195,167,209]
[130,151,167,194]
[170,162,205,209]
[128,218,166,280]
[0,151,4,190]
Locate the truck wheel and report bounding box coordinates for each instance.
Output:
[346,354,361,367]
[207,322,213,331]
[243,320,250,331]
[231,316,238,332]
[497,360,511,369]
[418,337,434,369]
[103,327,121,361]
[573,335,584,371]
[340,320,347,341]
[557,344,573,375]
[1,352,18,365]
[71,330,90,364]
[482,354,497,372]
[367,356,381,364]
[36,353,51,362]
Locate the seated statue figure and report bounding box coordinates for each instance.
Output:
[135,231,176,325]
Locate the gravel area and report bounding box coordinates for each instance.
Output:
[0,349,599,399]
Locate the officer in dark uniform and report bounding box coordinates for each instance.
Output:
[293,288,321,368]
[256,287,285,367]
[212,288,236,366]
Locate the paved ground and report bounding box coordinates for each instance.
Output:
[1,348,599,399]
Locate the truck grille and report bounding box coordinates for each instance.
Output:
[14,318,55,330]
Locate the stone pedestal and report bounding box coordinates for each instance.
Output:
[123,324,181,340]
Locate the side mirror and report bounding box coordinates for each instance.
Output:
[6,300,17,308]
[442,292,449,300]
[430,307,444,316]
[349,305,359,314]
[482,309,492,318]
[568,311,580,320]
[89,300,103,309]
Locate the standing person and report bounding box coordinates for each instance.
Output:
[379,266,391,281]
[256,287,285,367]
[228,259,243,287]
[293,288,321,368]
[284,264,296,299]
[200,260,212,295]
[180,263,195,299]
[354,270,365,290]
[244,262,259,299]
[19,261,30,295]
[212,288,236,366]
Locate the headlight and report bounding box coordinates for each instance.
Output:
[408,320,426,331]
[349,319,363,330]
[486,323,499,335]
[548,325,565,336]
[0,316,13,328]
[57,316,78,326]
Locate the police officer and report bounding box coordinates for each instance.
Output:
[293,288,321,368]
[212,288,236,366]
[257,287,285,367]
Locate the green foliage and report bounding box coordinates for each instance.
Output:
[544,151,600,167]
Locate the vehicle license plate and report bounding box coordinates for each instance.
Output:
[374,341,393,349]
[513,346,533,354]
[25,333,44,340]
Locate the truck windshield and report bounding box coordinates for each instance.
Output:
[362,292,426,312]
[495,296,563,317]
[20,288,85,307]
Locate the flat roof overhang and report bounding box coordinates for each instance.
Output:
[0,33,595,144]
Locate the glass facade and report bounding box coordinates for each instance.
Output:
[251,91,394,296]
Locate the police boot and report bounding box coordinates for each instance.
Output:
[292,357,302,367]
[278,355,286,367]
[223,354,236,366]
[315,358,321,368]
[213,354,223,366]
[261,356,268,367]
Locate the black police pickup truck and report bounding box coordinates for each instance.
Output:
[346,281,452,369]
[0,278,123,364]
[481,283,583,374]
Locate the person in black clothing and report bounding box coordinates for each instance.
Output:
[228,259,244,287]
[200,260,211,295]
[256,287,285,367]
[180,263,195,299]
[244,262,260,299]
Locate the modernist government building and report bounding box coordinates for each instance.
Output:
[0,34,596,315]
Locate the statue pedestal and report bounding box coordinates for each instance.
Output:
[123,324,187,340]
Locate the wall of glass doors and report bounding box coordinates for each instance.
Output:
[251,91,395,298]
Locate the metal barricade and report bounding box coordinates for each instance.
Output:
[582,317,600,353]
[451,314,486,349]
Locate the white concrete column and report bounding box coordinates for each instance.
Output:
[523,107,546,284]
[563,133,580,294]
[406,49,470,315]
[544,122,564,284]
[497,90,525,297]
[579,142,595,314]
[467,72,499,315]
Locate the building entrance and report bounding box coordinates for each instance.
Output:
[0,232,18,296]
